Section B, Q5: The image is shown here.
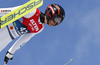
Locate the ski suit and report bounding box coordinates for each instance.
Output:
[0,6,45,54]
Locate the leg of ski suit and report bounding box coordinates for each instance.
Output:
[0,6,21,52]
[0,27,12,52]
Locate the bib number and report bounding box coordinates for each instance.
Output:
[20,27,28,34]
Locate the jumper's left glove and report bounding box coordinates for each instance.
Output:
[4,51,13,65]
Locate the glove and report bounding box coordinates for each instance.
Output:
[4,51,13,65]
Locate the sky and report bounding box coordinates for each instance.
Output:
[0,0,100,65]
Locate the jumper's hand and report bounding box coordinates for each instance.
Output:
[4,51,13,65]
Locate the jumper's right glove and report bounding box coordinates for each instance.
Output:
[4,51,13,65]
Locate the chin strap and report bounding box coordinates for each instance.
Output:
[47,20,49,25]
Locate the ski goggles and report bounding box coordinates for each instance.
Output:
[52,15,62,25]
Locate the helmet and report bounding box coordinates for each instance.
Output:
[45,4,65,26]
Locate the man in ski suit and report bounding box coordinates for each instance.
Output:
[0,4,65,65]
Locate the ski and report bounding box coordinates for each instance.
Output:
[0,0,43,29]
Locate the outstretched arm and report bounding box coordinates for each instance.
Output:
[9,33,36,54]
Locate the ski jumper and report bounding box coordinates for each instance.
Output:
[0,6,45,54]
